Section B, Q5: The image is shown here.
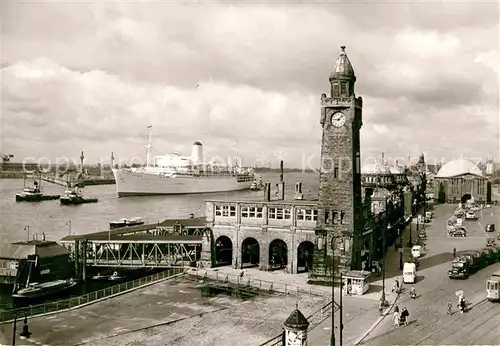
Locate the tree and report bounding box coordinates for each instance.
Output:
[487,181,492,204]
[438,183,446,203]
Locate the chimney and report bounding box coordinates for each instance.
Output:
[279,181,285,200]
[280,161,284,182]
[263,182,271,201]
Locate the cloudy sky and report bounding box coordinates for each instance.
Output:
[1,1,499,169]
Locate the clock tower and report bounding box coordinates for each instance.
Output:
[311,46,363,284]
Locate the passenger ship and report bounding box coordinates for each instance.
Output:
[113,130,255,196]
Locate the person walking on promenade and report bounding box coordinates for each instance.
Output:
[392,278,400,293]
[400,307,409,326]
[453,247,457,258]
[393,306,400,326]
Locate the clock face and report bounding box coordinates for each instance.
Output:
[331,112,346,127]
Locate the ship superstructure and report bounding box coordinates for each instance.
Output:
[113,127,254,196]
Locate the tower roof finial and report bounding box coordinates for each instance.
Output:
[330,46,355,80]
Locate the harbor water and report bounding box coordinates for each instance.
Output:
[0,172,318,309]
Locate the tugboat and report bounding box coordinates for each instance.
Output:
[249,177,265,191]
[15,176,60,202]
[60,186,98,205]
[109,217,144,229]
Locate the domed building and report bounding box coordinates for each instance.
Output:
[434,158,488,203]
[361,161,396,215]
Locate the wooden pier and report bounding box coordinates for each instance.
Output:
[59,217,209,281]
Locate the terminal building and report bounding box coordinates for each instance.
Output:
[434,158,489,203]
[199,46,427,283]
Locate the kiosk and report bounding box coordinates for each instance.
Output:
[342,270,371,296]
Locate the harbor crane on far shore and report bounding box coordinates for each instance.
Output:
[1,153,14,163]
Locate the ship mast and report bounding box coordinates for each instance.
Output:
[145,125,153,167]
[235,139,239,167]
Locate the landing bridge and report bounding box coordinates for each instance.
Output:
[58,217,209,278]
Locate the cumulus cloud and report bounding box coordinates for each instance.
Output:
[1,1,499,168]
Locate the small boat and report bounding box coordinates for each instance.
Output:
[15,177,60,202]
[109,217,144,229]
[60,186,98,205]
[12,279,77,299]
[108,271,124,281]
[91,273,110,281]
[109,218,128,229]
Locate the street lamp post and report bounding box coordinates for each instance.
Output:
[331,236,336,346]
[339,271,343,346]
[12,311,31,346]
[330,235,347,346]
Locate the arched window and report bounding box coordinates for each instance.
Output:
[333,83,340,97]
[340,82,348,96]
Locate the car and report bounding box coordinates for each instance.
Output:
[486,224,495,232]
[451,229,467,237]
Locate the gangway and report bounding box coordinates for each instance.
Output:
[58,217,208,274]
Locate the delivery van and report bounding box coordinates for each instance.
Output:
[412,245,422,258]
[403,262,417,283]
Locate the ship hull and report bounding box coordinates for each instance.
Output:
[16,194,60,202]
[12,280,77,300]
[113,169,253,197]
[60,197,99,205]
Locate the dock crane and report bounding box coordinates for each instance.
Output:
[1,153,14,163]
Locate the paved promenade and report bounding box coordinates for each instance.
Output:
[2,276,325,346]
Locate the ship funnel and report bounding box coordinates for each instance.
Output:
[191,141,204,164]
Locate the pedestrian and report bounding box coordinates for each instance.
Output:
[393,306,400,326]
[446,300,453,315]
[392,278,400,293]
[400,307,409,325]
[453,247,457,258]
[460,298,466,313]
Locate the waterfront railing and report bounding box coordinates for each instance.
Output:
[0,267,185,324]
[186,267,329,297]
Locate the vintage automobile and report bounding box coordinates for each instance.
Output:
[485,224,495,232]
[450,228,467,237]
[486,237,496,247]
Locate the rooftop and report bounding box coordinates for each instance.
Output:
[59,217,206,242]
[361,162,392,175]
[436,159,485,178]
[284,308,309,330]
[0,240,69,260]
